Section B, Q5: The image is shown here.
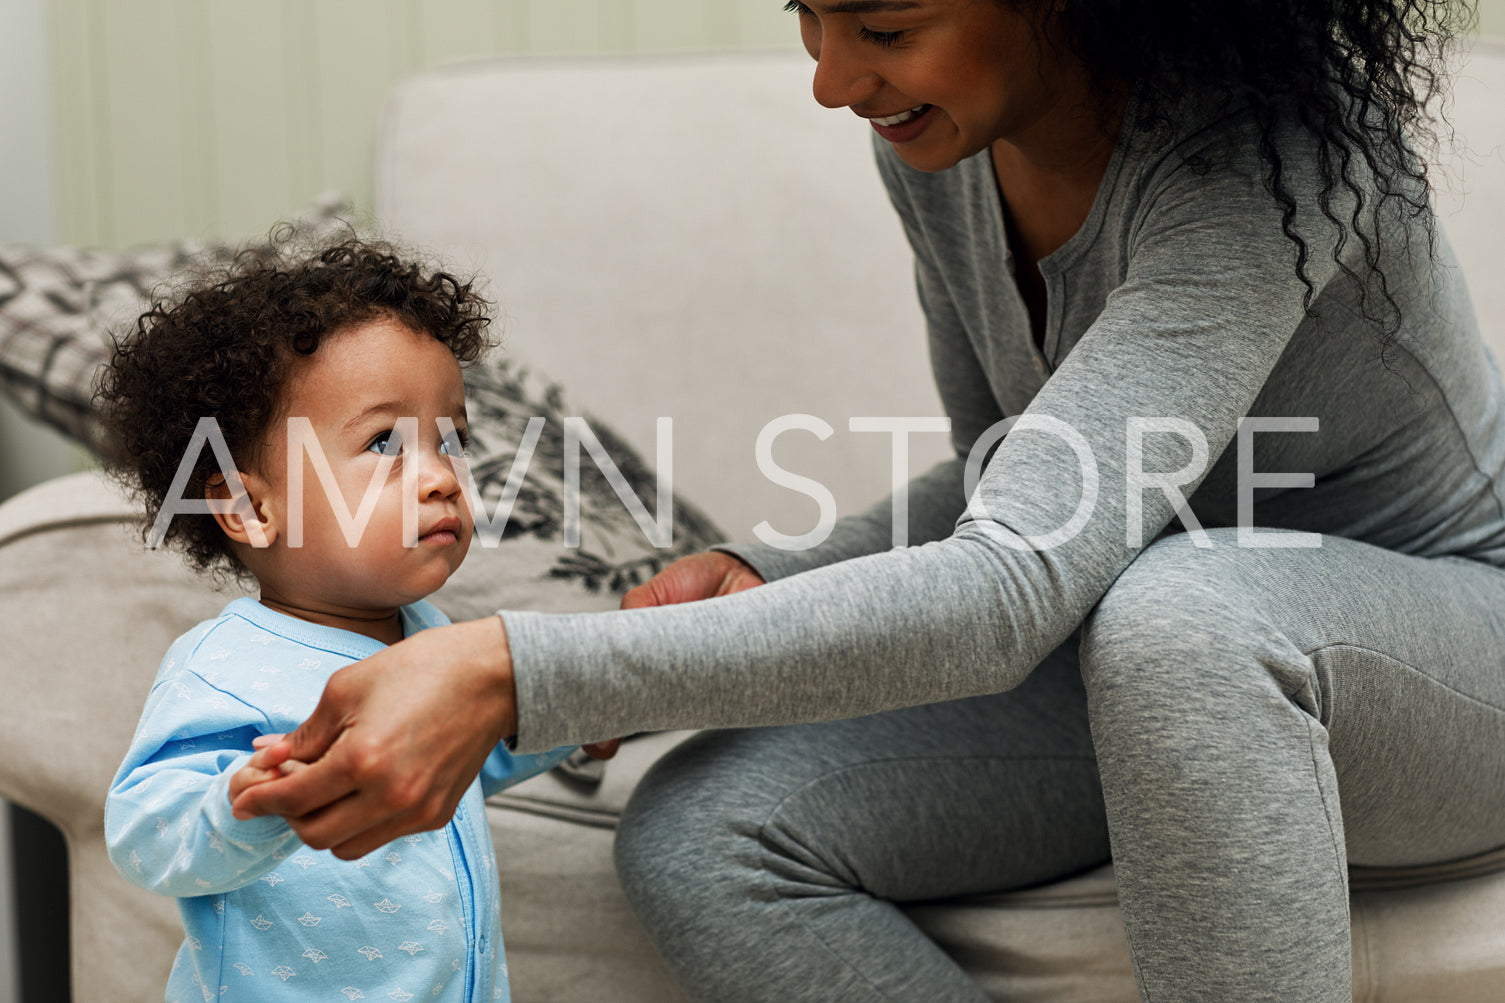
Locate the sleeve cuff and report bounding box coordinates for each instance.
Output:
[502,609,562,753]
[200,756,298,847]
[712,542,827,583]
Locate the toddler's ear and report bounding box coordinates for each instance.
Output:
[206,471,278,548]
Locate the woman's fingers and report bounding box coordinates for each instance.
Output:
[303,789,464,861]
[268,737,486,858]
[229,616,517,854]
[619,573,682,609]
[718,558,766,595]
[582,739,622,760]
[230,738,361,822]
[621,551,766,609]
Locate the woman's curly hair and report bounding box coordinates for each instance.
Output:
[97,230,496,581]
[1039,0,1474,355]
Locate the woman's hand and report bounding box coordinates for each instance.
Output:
[230,616,516,860]
[581,739,621,760]
[621,550,766,609]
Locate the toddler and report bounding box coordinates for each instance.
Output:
[101,236,573,1002]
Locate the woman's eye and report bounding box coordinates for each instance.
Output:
[440,428,470,457]
[366,430,403,457]
[782,2,901,46]
[857,25,903,46]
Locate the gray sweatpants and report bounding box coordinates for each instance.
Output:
[614,530,1505,1002]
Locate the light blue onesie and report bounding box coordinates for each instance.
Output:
[106,597,574,1003]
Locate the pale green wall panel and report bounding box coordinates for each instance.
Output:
[311,0,419,224]
[414,0,510,66]
[41,0,794,247]
[393,0,428,74]
[1481,0,1505,37]
[47,0,105,245]
[736,0,802,49]
[633,0,711,52]
[601,0,637,52]
[177,0,218,237]
[95,0,201,245]
[525,0,613,54]
[282,0,327,216]
[702,0,742,48]
[204,2,298,239]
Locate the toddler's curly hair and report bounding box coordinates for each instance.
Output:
[97,231,495,581]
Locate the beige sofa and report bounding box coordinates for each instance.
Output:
[3,48,1505,1002]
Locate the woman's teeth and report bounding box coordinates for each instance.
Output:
[874,105,928,126]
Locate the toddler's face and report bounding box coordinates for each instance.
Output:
[250,317,475,616]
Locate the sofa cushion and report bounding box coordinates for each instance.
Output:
[491,723,1505,1001]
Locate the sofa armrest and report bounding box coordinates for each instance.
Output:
[0,472,247,1001]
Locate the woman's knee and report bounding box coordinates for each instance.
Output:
[1084,534,1229,664]
[615,729,792,913]
[1078,531,1312,714]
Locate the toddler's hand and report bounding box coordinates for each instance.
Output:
[229,735,308,812]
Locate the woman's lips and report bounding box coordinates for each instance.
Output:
[870,104,935,143]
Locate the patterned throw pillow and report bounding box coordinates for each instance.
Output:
[432,357,724,619]
[0,198,725,611]
[0,195,352,449]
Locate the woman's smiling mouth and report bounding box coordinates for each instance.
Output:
[867,104,936,143]
[870,104,930,126]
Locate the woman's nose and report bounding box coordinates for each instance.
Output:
[809,38,881,110]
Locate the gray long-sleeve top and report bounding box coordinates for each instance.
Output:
[502,97,1505,752]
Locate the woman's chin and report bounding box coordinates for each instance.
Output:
[887,136,966,174]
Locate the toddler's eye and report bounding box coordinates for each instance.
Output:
[440,427,471,458]
[366,430,403,457]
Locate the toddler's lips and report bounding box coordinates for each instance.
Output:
[420,516,463,543]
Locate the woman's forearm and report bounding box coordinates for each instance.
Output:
[504,524,1091,752]
[718,455,969,582]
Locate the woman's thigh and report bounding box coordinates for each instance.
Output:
[1084,528,1505,867]
[614,643,1111,1001]
[1310,547,1505,864]
[1072,531,1505,1001]
[619,641,1109,899]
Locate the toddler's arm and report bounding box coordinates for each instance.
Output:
[479,741,579,798]
[105,670,302,897]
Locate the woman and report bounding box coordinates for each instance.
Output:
[237,0,1505,999]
